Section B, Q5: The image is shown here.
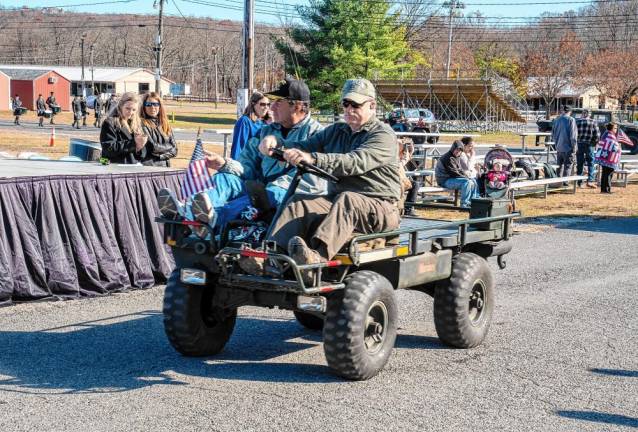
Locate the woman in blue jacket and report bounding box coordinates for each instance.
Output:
[230,91,270,160]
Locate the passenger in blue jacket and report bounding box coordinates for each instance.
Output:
[230,91,271,160]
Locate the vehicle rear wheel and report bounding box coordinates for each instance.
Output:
[323,271,398,380]
[163,270,236,356]
[433,253,494,348]
[293,310,324,330]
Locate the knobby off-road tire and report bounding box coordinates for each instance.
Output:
[434,253,494,348]
[323,271,398,381]
[163,270,236,356]
[293,310,325,330]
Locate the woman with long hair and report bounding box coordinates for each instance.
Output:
[100,91,148,164]
[139,92,177,167]
[229,91,270,160]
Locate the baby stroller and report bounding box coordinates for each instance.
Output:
[481,146,514,199]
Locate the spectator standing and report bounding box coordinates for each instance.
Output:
[71,96,82,129]
[12,94,23,125]
[46,91,58,124]
[230,91,270,160]
[595,122,622,194]
[36,94,46,127]
[140,92,177,167]
[93,93,104,128]
[80,96,88,127]
[552,105,578,184]
[575,109,600,188]
[100,92,148,164]
[435,140,479,208]
[104,94,118,116]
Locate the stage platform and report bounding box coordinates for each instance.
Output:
[0,159,176,178]
[0,160,185,305]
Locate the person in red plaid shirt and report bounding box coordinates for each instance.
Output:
[575,109,600,188]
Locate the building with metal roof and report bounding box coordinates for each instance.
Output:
[0,67,71,111]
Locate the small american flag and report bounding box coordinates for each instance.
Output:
[617,128,634,147]
[181,138,215,198]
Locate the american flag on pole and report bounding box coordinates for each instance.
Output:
[181,137,215,198]
[617,128,634,147]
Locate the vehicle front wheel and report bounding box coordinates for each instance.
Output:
[163,270,236,356]
[323,271,398,380]
[433,253,494,348]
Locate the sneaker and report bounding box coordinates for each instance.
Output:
[157,188,184,220]
[192,192,216,226]
[288,236,322,286]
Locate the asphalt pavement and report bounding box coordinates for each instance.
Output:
[1,217,636,431]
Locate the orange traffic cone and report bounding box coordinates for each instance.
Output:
[48,127,55,147]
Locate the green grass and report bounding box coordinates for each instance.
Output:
[168,112,236,129]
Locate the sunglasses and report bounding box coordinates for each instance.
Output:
[342,99,367,109]
[258,102,271,107]
[144,102,160,107]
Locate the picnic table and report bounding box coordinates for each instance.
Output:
[518,132,551,154]
[208,128,234,158]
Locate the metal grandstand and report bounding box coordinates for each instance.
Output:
[375,73,529,132]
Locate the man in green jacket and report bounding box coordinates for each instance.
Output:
[252,78,401,282]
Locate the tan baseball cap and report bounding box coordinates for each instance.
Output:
[341,78,376,104]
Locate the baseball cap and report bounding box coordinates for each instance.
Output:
[563,105,572,112]
[341,78,376,104]
[265,77,310,102]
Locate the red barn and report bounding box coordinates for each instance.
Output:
[0,68,70,111]
[0,70,9,110]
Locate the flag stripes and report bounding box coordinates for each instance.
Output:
[181,138,215,198]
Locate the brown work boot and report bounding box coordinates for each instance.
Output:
[237,247,265,275]
[288,236,322,286]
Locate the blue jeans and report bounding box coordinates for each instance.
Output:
[441,177,479,208]
[576,144,596,183]
[184,172,248,227]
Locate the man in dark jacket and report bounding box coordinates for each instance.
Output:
[46,92,58,124]
[71,96,82,129]
[252,78,401,283]
[575,109,600,188]
[36,94,46,127]
[434,140,478,208]
[93,94,104,127]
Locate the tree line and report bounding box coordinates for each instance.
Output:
[1,1,637,113]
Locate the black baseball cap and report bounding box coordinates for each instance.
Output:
[265,77,310,102]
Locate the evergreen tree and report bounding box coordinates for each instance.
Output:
[275,0,424,110]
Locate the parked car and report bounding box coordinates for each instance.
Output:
[536,108,638,154]
[386,107,438,144]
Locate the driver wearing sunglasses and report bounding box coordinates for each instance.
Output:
[248,78,402,283]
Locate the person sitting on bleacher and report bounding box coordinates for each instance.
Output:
[434,140,479,208]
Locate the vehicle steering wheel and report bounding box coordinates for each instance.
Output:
[271,148,339,183]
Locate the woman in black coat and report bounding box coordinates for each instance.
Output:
[100,92,148,164]
[139,92,177,167]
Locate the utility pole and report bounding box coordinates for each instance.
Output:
[154,0,165,94]
[214,48,219,109]
[80,33,87,97]
[239,0,254,115]
[263,45,268,91]
[89,44,95,95]
[443,0,464,79]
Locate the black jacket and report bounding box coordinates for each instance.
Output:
[100,117,146,164]
[435,141,467,185]
[142,118,178,167]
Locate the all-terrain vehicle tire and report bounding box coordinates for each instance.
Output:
[163,270,236,356]
[293,310,324,330]
[433,253,494,348]
[323,271,398,380]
